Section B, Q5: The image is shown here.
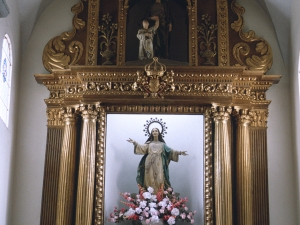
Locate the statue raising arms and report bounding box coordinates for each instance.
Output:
[137,16,159,60]
[127,127,187,194]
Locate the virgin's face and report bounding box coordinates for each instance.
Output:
[151,128,159,137]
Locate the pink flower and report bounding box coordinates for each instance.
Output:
[167,187,173,192]
[184,206,188,211]
[135,208,142,214]
[189,212,193,216]
[167,204,172,211]
[146,219,150,224]
[191,219,194,224]
[110,218,115,222]
[181,213,186,219]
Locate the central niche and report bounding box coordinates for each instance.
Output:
[104,114,204,225]
[125,0,189,64]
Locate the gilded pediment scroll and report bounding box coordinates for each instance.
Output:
[230,1,273,73]
[42,1,86,72]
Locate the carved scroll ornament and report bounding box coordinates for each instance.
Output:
[231,1,273,73]
[42,1,85,72]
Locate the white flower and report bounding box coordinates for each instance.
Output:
[158,201,167,208]
[136,194,140,199]
[147,187,154,194]
[167,216,176,225]
[135,208,142,214]
[150,215,160,223]
[149,207,158,216]
[143,192,152,199]
[162,197,169,202]
[139,200,147,208]
[124,208,135,217]
[171,208,180,216]
[149,202,157,208]
[159,208,165,214]
[167,203,173,211]
[151,194,157,202]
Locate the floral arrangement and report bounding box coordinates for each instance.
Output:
[108,186,195,225]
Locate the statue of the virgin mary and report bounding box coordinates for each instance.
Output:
[127,123,187,194]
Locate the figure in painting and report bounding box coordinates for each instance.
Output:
[127,127,187,194]
[150,0,172,59]
[137,16,159,60]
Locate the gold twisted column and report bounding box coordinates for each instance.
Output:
[94,107,106,225]
[213,106,233,225]
[56,107,78,225]
[250,109,269,225]
[75,105,98,225]
[235,108,253,225]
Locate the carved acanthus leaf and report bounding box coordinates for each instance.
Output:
[42,1,85,72]
[231,1,273,73]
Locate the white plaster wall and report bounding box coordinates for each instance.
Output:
[0,1,21,225]
[7,0,77,224]
[237,0,298,224]
[290,0,300,223]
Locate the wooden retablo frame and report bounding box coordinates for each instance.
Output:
[35,0,281,225]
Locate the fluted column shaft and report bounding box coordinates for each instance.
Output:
[75,105,98,225]
[40,127,63,225]
[56,107,78,225]
[235,109,253,225]
[213,106,233,225]
[250,110,269,225]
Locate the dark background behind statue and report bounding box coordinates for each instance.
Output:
[125,0,188,63]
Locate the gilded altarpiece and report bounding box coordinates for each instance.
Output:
[36,0,281,225]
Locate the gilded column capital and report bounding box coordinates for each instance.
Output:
[212,106,232,122]
[79,104,99,120]
[233,108,252,125]
[62,107,78,123]
[46,108,64,127]
[249,109,268,127]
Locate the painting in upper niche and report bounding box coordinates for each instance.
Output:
[125,0,189,65]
